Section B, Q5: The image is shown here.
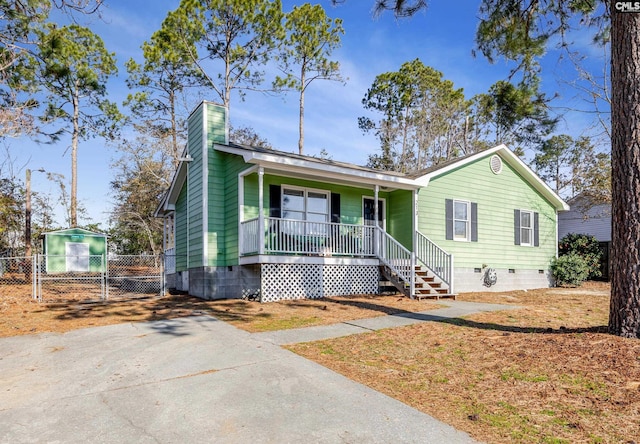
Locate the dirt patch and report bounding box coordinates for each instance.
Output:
[288,282,640,443]
[0,291,439,337]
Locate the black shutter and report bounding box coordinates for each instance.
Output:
[331,193,340,223]
[269,185,281,218]
[471,202,478,242]
[445,199,453,240]
[514,209,521,245]
[534,212,539,247]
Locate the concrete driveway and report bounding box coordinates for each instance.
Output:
[0,315,477,443]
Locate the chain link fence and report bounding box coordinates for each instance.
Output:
[0,256,34,300]
[106,255,163,300]
[0,254,165,303]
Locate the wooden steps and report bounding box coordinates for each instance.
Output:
[379,264,456,300]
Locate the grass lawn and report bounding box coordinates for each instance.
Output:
[288,282,640,443]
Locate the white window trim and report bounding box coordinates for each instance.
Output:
[453,199,471,242]
[362,196,386,230]
[520,209,534,247]
[281,184,330,222]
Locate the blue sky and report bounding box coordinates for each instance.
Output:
[7,0,607,228]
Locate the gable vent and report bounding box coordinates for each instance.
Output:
[490,155,503,174]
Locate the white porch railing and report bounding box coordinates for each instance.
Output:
[240,217,376,257]
[376,227,414,296]
[239,218,453,296]
[416,230,453,292]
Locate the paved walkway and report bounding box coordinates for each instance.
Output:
[0,300,514,443]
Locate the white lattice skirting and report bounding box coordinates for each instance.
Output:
[260,263,379,302]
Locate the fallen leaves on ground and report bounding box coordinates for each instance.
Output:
[288,282,640,443]
[0,291,439,337]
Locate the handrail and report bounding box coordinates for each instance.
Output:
[415,230,453,293]
[376,226,414,296]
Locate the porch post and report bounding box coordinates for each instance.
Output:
[258,167,265,255]
[238,171,245,256]
[374,184,379,256]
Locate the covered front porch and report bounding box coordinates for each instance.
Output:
[236,160,455,300]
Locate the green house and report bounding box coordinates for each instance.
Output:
[41,228,107,273]
[156,101,568,301]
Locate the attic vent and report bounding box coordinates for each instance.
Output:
[490,155,503,174]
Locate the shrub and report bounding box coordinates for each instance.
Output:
[551,253,589,287]
[558,233,603,279]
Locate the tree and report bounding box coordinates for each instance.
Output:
[348,1,640,337]
[125,10,209,166]
[274,3,344,155]
[36,24,120,227]
[471,80,557,157]
[109,134,173,255]
[0,1,105,138]
[533,134,597,197]
[360,59,468,173]
[163,0,284,111]
[332,0,426,17]
[229,124,273,149]
[609,10,640,337]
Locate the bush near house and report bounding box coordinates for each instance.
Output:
[551,253,589,287]
[558,233,603,279]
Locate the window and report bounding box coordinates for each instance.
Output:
[445,199,478,242]
[520,210,533,246]
[282,186,329,235]
[514,209,539,246]
[454,200,470,241]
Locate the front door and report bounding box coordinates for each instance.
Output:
[363,197,385,228]
[363,197,384,254]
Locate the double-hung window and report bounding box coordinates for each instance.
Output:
[282,187,329,235]
[445,199,478,242]
[514,209,539,246]
[519,210,533,246]
[454,200,470,241]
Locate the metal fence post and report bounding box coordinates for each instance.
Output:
[104,254,109,300]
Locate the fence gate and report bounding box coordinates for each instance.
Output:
[29,254,164,302]
[106,255,163,300]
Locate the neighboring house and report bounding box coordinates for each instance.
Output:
[156,101,569,301]
[558,195,611,280]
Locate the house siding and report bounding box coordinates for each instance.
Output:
[241,175,415,233]
[206,150,246,266]
[175,185,188,271]
[558,202,611,242]
[186,104,204,268]
[387,189,413,249]
[417,155,557,271]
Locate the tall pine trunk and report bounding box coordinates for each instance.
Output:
[609,11,640,337]
[71,87,79,228]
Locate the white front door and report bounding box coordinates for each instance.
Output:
[65,242,90,272]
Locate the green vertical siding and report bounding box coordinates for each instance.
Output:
[175,185,188,271]
[206,102,227,144]
[187,105,204,268]
[417,155,557,269]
